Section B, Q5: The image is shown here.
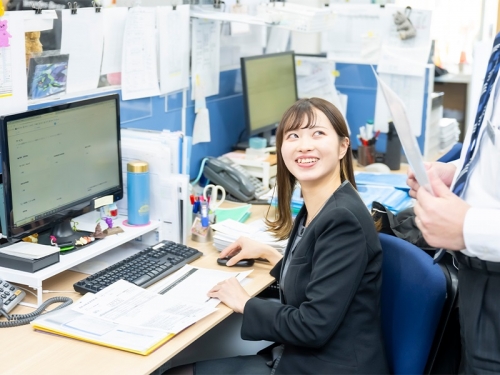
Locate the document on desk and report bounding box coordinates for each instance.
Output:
[31,280,218,356]
[374,71,433,195]
[148,265,253,309]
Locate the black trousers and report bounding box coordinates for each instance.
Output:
[458,263,500,374]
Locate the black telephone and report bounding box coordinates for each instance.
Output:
[203,157,256,202]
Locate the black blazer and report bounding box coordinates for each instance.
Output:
[242,182,389,374]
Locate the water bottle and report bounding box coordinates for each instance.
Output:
[385,121,401,170]
[127,161,150,225]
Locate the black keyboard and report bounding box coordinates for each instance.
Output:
[73,240,203,294]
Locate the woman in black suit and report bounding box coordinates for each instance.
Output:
[168,98,389,374]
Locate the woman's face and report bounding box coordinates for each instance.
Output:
[281,108,348,187]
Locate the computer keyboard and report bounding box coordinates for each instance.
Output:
[73,240,203,294]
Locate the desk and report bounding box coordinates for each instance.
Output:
[0,206,275,375]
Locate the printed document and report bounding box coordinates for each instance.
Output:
[32,279,218,355]
[374,71,433,195]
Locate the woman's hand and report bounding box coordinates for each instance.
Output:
[407,162,456,198]
[219,236,282,267]
[207,277,250,314]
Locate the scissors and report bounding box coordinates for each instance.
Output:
[203,184,226,212]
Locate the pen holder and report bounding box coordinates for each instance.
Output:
[357,144,376,167]
[191,214,213,243]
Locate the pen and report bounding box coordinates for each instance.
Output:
[200,201,209,227]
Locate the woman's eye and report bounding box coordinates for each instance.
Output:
[286,133,298,139]
[313,130,325,136]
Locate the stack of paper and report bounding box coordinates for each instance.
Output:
[0,242,59,259]
[439,118,460,151]
[211,219,288,254]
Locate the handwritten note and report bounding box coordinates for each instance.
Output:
[121,7,160,100]
[157,4,190,94]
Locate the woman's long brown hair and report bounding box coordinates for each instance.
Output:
[265,98,356,240]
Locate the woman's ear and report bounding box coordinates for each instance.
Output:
[338,136,349,160]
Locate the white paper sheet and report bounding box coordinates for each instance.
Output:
[192,107,211,145]
[23,10,57,32]
[377,5,432,77]
[148,265,253,307]
[0,12,28,116]
[101,7,128,75]
[374,71,425,136]
[374,71,433,195]
[266,27,290,54]
[121,7,160,100]
[59,8,104,93]
[191,18,221,100]
[321,4,383,64]
[157,4,190,94]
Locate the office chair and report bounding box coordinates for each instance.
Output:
[379,233,447,375]
[437,142,462,163]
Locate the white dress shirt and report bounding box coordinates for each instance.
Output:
[450,73,500,261]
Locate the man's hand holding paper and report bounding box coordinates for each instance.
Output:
[412,169,470,250]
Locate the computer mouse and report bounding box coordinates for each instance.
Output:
[217,256,255,267]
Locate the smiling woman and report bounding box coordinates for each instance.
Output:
[164,98,389,375]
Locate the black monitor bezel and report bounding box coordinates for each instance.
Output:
[0,94,123,241]
[240,51,298,137]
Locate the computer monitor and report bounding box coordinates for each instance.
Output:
[0,94,123,244]
[239,51,298,148]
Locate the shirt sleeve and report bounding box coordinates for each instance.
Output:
[463,207,500,261]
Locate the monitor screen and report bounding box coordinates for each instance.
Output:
[0,94,123,243]
[240,51,298,143]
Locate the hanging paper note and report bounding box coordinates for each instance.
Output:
[193,74,206,114]
[0,0,4,17]
[192,107,211,145]
[0,20,12,47]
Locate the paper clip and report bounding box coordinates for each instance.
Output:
[92,1,101,13]
[68,2,78,14]
[32,1,43,14]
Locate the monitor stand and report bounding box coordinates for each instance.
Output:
[37,218,92,247]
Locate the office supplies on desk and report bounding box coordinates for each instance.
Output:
[203,184,226,212]
[211,219,287,254]
[203,158,255,202]
[355,172,409,191]
[127,161,150,226]
[215,204,252,223]
[33,279,217,355]
[0,278,25,313]
[73,240,202,294]
[219,156,270,198]
[0,243,60,272]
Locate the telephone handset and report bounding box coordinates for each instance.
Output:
[203,157,256,202]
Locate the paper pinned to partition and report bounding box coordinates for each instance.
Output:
[157,4,190,94]
[191,18,221,100]
[377,5,432,77]
[101,7,128,75]
[60,8,104,93]
[0,12,28,116]
[192,107,211,145]
[121,7,160,100]
[374,70,433,195]
[23,10,57,32]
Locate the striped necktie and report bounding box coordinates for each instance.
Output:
[434,32,500,263]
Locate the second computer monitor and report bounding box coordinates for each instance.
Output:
[240,51,298,146]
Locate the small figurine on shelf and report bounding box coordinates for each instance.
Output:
[50,235,57,246]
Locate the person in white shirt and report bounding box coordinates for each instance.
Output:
[407,36,500,374]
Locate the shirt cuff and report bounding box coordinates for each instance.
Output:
[463,207,500,261]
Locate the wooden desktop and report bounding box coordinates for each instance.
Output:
[0,205,275,375]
